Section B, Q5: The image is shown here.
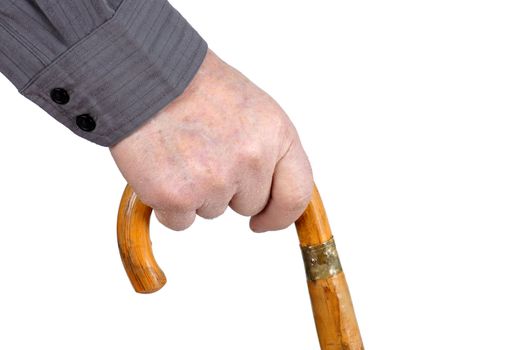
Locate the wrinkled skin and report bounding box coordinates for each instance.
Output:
[110,49,313,233]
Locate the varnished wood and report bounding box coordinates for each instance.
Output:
[307,273,363,350]
[296,185,364,350]
[117,183,363,349]
[117,185,166,293]
[295,185,333,246]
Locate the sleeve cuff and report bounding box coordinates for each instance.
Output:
[19,0,207,146]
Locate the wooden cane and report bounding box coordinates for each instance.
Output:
[117,183,364,350]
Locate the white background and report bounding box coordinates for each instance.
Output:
[0,0,524,349]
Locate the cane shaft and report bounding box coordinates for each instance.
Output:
[116,183,363,349]
[296,186,363,350]
[307,273,363,350]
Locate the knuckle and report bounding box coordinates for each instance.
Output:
[170,186,200,212]
[171,220,194,231]
[198,212,216,220]
[206,170,229,193]
[154,210,195,231]
[145,180,200,212]
[141,186,171,209]
[197,205,227,220]
[230,203,258,217]
[239,144,265,170]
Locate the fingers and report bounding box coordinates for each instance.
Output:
[155,209,197,231]
[138,138,312,233]
[152,182,232,230]
[195,190,232,219]
[249,139,314,233]
[229,173,273,217]
[153,193,230,231]
[196,201,229,219]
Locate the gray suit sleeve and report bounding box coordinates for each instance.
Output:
[0,0,207,146]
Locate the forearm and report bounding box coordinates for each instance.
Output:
[1,1,314,233]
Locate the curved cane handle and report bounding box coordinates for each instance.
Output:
[117,185,166,293]
[117,184,364,350]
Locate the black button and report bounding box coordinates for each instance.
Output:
[50,88,70,105]
[76,114,96,132]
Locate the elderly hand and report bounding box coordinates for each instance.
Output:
[110,49,313,232]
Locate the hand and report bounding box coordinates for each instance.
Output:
[110,49,313,232]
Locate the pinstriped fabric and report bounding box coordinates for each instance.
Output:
[0,0,207,146]
[0,0,121,86]
[29,0,117,43]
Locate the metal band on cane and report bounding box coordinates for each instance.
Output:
[118,184,364,349]
[301,237,343,281]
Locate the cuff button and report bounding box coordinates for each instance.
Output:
[50,88,70,105]
[76,114,96,132]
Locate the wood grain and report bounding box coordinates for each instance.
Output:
[117,183,364,349]
[307,273,363,350]
[117,185,166,293]
[296,185,364,350]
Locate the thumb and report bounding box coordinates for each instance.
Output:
[250,139,313,232]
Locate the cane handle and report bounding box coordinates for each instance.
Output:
[117,183,364,350]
